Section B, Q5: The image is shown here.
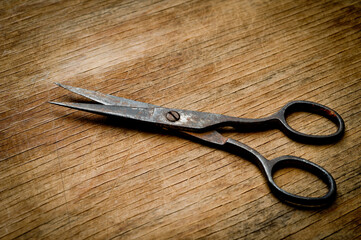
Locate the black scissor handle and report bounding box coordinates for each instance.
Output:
[265,155,337,207]
[274,100,345,144]
[225,138,337,207]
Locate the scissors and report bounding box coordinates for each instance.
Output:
[50,83,345,207]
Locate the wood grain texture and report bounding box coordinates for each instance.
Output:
[1,0,360,239]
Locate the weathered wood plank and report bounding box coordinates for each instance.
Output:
[1,0,360,239]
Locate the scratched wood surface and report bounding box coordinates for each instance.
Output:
[1,0,360,239]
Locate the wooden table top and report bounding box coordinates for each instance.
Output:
[1,0,360,239]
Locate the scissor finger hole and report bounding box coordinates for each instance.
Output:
[272,166,329,198]
[285,111,338,136]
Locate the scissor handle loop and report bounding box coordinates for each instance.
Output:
[224,138,336,207]
[275,101,345,144]
[265,155,337,207]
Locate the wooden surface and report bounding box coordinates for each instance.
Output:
[1,0,360,239]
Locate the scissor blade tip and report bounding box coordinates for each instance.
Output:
[54,82,70,88]
[49,101,67,107]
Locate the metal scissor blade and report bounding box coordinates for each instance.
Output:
[50,101,228,145]
[55,82,157,108]
[52,84,240,140]
[51,100,237,131]
[183,130,228,145]
[49,102,156,123]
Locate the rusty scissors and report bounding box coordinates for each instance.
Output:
[51,83,344,207]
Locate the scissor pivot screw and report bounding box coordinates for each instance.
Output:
[166,111,180,122]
